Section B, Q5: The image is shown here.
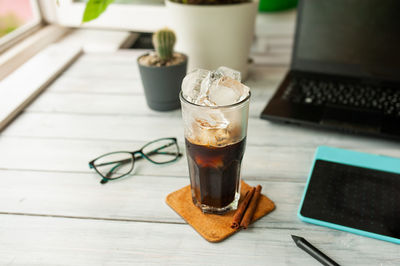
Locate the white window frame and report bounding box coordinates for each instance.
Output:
[40,0,167,32]
[0,0,43,53]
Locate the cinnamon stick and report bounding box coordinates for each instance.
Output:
[231,187,256,229]
[240,185,262,229]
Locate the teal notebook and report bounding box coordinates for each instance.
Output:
[298,146,400,244]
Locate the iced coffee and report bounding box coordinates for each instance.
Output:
[180,67,250,214]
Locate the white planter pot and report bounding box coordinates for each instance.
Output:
[166,0,258,80]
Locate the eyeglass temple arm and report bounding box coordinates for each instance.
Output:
[144,142,183,157]
[105,162,125,178]
[92,152,161,168]
[100,161,126,184]
[94,158,134,168]
[94,142,182,168]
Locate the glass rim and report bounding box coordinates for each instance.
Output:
[179,90,251,109]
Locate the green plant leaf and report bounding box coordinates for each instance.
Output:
[82,0,114,23]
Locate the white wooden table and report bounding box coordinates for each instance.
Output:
[1,12,400,266]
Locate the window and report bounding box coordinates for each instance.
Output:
[0,0,42,52]
[75,0,164,5]
[41,0,167,32]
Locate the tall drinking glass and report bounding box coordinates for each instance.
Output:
[180,91,250,214]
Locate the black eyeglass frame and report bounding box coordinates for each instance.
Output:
[88,137,182,184]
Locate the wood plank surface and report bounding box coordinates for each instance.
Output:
[0,169,304,227]
[0,136,398,181]
[3,112,400,151]
[1,214,399,266]
[1,11,399,265]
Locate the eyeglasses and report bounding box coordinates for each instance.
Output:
[89,137,182,184]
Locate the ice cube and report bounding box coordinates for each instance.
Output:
[208,76,250,106]
[216,66,241,82]
[182,66,249,107]
[181,66,249,147]
[195,70,225,106]
[208,83,239,106]
[193,111,230,130]
[181,69,210,103]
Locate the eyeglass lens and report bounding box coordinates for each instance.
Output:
[142,138,179,163]
[93,152,134,179]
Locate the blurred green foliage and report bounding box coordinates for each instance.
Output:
[0,14,21,38]
[82,0,115,22]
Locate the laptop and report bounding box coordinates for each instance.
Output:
[261,0,400,140]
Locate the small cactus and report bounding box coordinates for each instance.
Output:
[152,28,176,63]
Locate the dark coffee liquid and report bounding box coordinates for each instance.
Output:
[185,138,246,208]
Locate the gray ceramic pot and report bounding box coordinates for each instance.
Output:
[138,53,187,111]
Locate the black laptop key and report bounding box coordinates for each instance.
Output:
[283,78,400,118]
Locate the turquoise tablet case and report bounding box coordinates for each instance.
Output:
[298,146,400,244]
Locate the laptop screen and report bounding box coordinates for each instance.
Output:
[292,0,400,82]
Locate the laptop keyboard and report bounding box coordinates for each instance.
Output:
[283,77,400,117]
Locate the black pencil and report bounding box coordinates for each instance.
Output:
[291,235,340,266]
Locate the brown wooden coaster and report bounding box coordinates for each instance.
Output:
[165,181,275,243]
